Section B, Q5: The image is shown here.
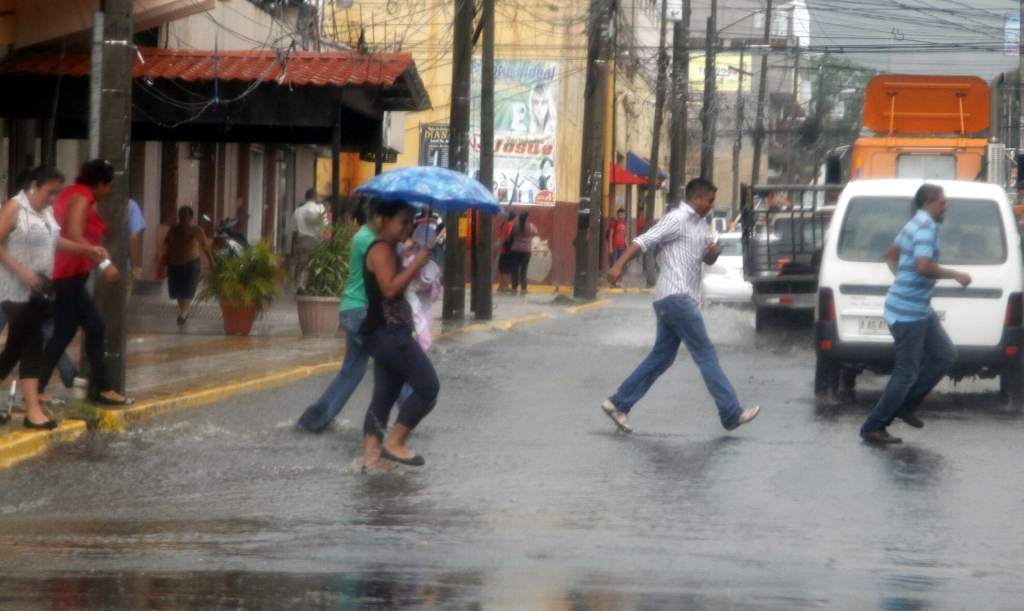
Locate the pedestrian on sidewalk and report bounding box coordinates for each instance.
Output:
[38,159,133,406]
[600,178,761,434]
[162,206,208,324]
[859,184,969,444]
[508,210,537,295]
[606,207,628,287]
[496,212,516,293]
[361,200,439,469]
[296,199,377,433]
[291,188,327,289]
[0,166,106,428]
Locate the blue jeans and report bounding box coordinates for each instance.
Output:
[610,295,744,428]
[861,312,956,435]
[0,309,77,388]
[297,308,369,432]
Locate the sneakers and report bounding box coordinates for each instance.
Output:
[600,399,633,433]
[725,405,761,431]
[862,429,903,444]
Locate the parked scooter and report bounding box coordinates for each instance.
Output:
[181,215,250,323]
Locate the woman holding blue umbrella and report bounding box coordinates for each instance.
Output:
[361,199,440,470]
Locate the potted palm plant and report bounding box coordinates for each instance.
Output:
[296,222,355,337]
[201,240,284,336]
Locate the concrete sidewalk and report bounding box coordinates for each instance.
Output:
[0,285,625,468]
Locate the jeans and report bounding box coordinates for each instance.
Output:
[610,295,744,428]
[0,309,76,388]
[363,324,440,440]
[861,312,956,435]
[39,274,110,394]
[297,308,369,432]
[510,251,530,292]
[610,248,626,267]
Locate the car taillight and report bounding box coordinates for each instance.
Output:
[1005,293,1023,327]
[818,288,836,322]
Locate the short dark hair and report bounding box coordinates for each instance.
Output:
[21,166,64,191]
[177,206,194,222]
[616,208,625,214]
[914,183,944,209]
[685,177,717,201]
[76,159,114,187]
[305,188,318,201]
[373,199,415,219]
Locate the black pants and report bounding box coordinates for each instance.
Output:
[0,300,46,380]
[362,324,439,440]
[39,274,110,394]
[509,251,531,291]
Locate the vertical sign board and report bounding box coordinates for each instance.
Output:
[469,59,558,206]
[420,123,451,167]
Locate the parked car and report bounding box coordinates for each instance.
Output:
[814,179,1024,406]
[703,232,752,304]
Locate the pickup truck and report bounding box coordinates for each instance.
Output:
[740,184,841,331]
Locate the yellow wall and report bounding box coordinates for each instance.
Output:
[326,0,588,202]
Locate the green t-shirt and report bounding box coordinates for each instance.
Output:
[341,225,376,312]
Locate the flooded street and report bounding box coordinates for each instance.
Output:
[2,295,1023,609]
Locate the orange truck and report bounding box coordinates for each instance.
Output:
[850,74,990,181]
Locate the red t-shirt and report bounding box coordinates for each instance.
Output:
[52,184,107,280]
[609,219,627,249]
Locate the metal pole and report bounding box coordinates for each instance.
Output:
[474,0,495,320]
[444,0,472,320]
[668,0,690,204]
[731,47,746,216]
[699,2,717,181]
[93,0,133,392]
[751,0,773,186]
[574,0,613,300]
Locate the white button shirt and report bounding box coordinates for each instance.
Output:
[633,202,710,302]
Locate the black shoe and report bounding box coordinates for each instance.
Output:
[862,429,903,444]
[380,447,425,467]
[89,394,135,406]
[23,418,58,430]
[898,411,924,429]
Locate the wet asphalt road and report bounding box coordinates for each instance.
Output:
[2,295,1024,609]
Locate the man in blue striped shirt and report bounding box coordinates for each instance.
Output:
[860,184,971,444]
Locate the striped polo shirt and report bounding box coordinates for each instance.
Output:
[884,209,939,324]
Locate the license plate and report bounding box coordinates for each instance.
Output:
[859,317,889,335]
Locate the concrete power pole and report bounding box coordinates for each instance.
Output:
[731,47,746,215]
[640,0,670,287]
[699,0,718,181]
[668,0,690,204]
[474,0,495,320]
[751,0,773,187]
[93,0,133,392]
[445,0,473,320]
[1019,0,1024,176]
[574,0,614,300]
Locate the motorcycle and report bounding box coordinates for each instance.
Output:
[181,215,250,323]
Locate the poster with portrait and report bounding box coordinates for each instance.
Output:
[469,59,558,206]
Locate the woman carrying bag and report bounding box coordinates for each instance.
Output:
[0,166,106,428]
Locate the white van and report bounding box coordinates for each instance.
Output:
[814,179,1024,405]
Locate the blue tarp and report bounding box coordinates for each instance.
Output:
[626,152,667,182]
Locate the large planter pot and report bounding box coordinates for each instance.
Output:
[296,295,341,337]
[220,302,258,336]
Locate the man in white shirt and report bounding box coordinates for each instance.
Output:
[601,177,761,434]
[292,188,327,288]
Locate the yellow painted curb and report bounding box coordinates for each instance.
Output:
[565,299,613,314]
[0,420,87,469]
[436,313,552,340]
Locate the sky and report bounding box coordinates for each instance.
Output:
[805,0,1019,81]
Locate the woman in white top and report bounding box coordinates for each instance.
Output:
[0,167,105,429]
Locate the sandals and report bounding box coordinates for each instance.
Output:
[89,394,136,406]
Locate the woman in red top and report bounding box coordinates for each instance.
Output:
[38,160,132,405]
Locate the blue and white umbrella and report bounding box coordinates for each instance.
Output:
[355,166,501,215]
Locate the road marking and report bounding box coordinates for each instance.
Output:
[565,299,613,314]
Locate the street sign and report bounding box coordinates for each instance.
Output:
[665,0,684,22]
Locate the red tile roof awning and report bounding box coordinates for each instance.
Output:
[0,46,417,89]
[610,163,647,185]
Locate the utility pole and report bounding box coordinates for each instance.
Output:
[699,0,717,181]
[92,0,133,393]
[751,0,773,186]
[641,0,670,287]
[668,0,690,204]
[731,47,746,215]
[574,0,613,300]
[1018,0,1024,181]
[787,46,800,182]
[445,0,472,320]
[474,0,494,320]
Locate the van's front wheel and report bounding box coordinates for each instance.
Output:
[1000,356,1024,409]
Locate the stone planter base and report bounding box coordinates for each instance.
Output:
[297,295,341,337]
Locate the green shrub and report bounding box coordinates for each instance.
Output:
[200,240,284,310]
[297,222,356,297]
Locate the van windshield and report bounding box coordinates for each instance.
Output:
[837,196,1007,265]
